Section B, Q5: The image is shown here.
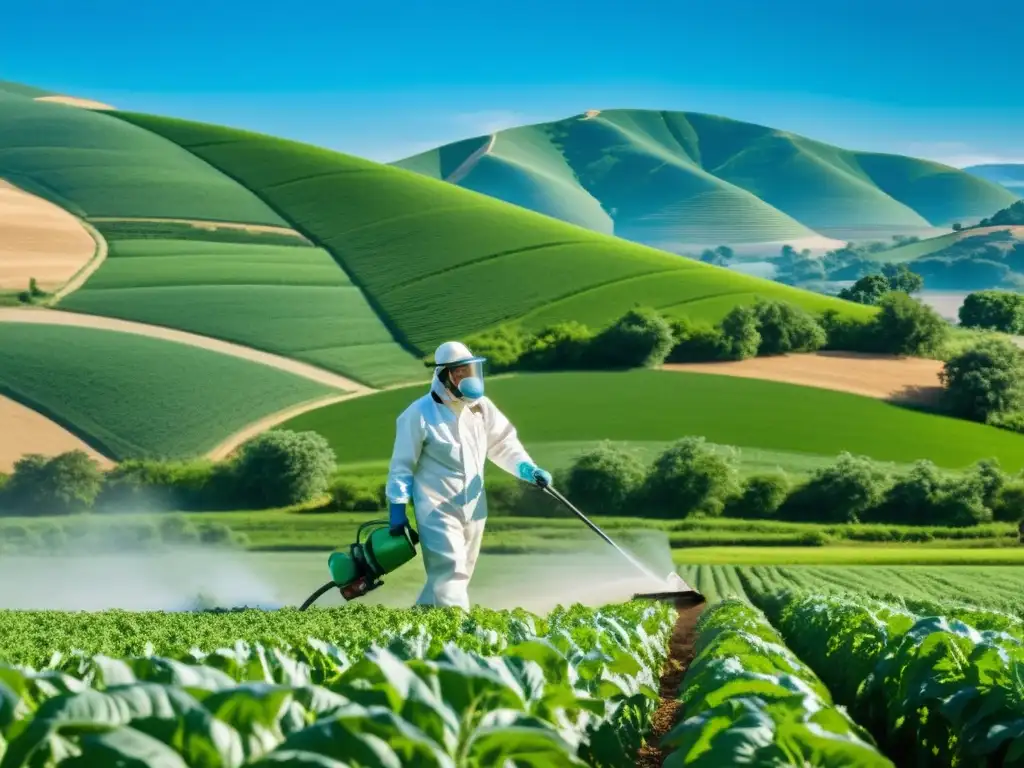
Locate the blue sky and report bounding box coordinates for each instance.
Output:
[3,0,1021,166]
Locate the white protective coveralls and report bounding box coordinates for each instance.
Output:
[385,352,538,610]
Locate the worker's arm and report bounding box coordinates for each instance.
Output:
[386,406,425,530]
[483,402,552,487]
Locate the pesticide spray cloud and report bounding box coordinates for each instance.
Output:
[470,527,684,613]
[0,509,284,612]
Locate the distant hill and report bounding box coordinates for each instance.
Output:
[965,164,1024,194]
[393,109,1018,254]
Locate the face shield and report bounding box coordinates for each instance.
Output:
[438,357,486,400]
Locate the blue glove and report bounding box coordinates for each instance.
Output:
[516,461,552,488]
[389,501,408,534]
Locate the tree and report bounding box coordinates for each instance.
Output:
[564,442,648,516]
[838,274,890,305]
[751,299,827,355]
[881,263,924,294]
[520,321,594,370]
[870,292,949,356]
[723,473,790,519]
[718,305,761,360]
[641,437,740,518]
[0,451,104,516]
[587,307,675,369]
[940,337,1024,423]
[667,317,726,363]
[958,290,1024,334]
[778,453,891,524]
[952,222,963,232]
[230,430,337,508]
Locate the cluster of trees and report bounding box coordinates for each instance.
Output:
[537,438,1023,527]
[0,430,337,517]
[978,200,1024,228]
[466,292,951,374]
[836,263,923,305]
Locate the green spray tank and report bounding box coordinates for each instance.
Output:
[298,520,420,609]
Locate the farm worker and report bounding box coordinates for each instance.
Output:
[385,340,552,610]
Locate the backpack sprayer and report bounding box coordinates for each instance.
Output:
[298,485,705,610]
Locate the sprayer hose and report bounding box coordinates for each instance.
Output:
[298,581,336,611]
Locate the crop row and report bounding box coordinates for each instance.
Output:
[660,599,893,765]
[754,590,1024,766]
[0,600,674,766]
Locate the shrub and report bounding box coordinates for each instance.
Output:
[931,478,993,527]
[992,481,1024,522]
[485,469,565,517]
[0,451,104,516]
[958,290,1024,334]
[519,321,594,370]
[723,472,791,519]
[838,274,891,305]
[940,337,1024,423]
[463,325,533,372]
[870,291,949,356]
[331,476,386,512]
[641,437,740,518]
[587,307,675,369]
[96,459,234,512]
[779,453,892,524]
[230,430,336,509]
[751,299,827,355]
[962,457,1008,509]
[718,305,761,360]
[864,459,945,525]
[563,442,648,516]
[666,318,726,363]
[157,515,200,545]
[818,310,877,353]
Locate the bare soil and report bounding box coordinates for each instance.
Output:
[0,180,98,291]
[0,395,114,472]
[88,217,309,239]
[636,601,705,767]
[665,351,945,406]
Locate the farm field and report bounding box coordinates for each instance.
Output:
[393,108,1017,250]
[283,369,1024,471]
[59,221,425,387]
[109,110,874,354]
[3,560,1024,765]
[0,322,336,460]
[0,93,286,223]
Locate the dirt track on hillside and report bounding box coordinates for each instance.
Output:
[665,351,945,405]
[0,395,114,472]
[0,180,99,292]
[0,308,369,394]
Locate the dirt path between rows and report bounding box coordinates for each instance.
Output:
[636,602,704,767]
[0,307,369,393]
[446,134,497,185]
[206,391,362,461]
[665,351,945,406]
[87,217,309,239]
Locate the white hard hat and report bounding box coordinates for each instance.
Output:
[433,341,485,367]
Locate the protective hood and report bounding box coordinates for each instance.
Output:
[430,341,487,403]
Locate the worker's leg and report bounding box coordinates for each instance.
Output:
[414,509,471,610]
[462,515,486,599]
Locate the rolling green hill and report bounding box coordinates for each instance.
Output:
[59,221,426,388]
[965,164,1024,194]
[0,323,336,460]
[107,110,872,355]
[282,370,1024,472]
[393,109,1018,249]
[0,92,285,224]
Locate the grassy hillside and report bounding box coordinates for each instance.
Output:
[282,370,1024,472]
[0,323,336,460]
[881,224,1024,291]
[0,92,285,224]
[59,221,426,387]
[394,109,1017,248]
[109,110,872,355]
[965,164,1024,194]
